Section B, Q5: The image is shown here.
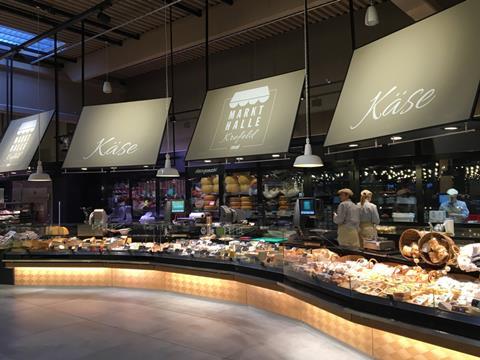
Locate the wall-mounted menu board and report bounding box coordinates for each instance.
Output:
[0,110,54,173]
[324,0,480,147]
[63,98,171,169]
[186,70,305,161]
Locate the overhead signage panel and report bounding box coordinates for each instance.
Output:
[186,70,305,161]
[0,110,54,173]
[324,0,480,147]
[63,98,171,169]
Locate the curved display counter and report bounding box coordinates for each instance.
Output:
[1,252,479,360]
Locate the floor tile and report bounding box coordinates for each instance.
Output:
[0,287,371,360]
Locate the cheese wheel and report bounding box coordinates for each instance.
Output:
[200,177,213,185]
[204,195,216,201]
[226,183,240,193]
[212,176,219,185]
[240,184,250,193]
[238,175,250,185]
[201,184,213,194]
[213,184,219,193]
[225,176,237,185]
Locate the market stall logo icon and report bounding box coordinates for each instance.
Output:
[5,119,37,165]
[209,85,277,151]
[350,86,437,130]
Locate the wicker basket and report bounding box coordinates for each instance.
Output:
[399,229,425,261]
[418,232,457,266]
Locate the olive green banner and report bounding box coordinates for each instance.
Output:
[63,98,171,168]
[186,70,305,161]
[325,0,480,147]
[0,110,54,173]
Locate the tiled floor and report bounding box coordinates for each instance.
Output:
[0,286,371,360]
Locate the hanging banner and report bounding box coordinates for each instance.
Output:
[186,70,305,161]
[63,98,171,168]
[324,0,480,147]
[0,110,54,173]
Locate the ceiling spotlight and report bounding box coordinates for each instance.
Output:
[236,157,244,161]
[81,167,88,171]
[391,136,402,141]
[272,154,280,158]
[143,165,149,168]
[349,144,359,148]
[204,159,212,163]
[444,126,459,131]
[365,0,379,27]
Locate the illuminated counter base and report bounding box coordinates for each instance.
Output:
[6,261,479,360]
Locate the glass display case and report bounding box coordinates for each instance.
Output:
[262,170,303,225]
[312,168,350,229]
[106,180,132,224]
[360,164,417,222]
[223,171,257,220]
[131,179,156,219]
[190,174,219,215]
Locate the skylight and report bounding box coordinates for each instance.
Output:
[0,24,65,53]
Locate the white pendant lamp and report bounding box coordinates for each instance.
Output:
[29,12,51,182]
[103,41,112,94]
[28,160,52,182]
[294,138,323,168]
[294,0,323,168]
[157,6,179,178]
[102,80,112,94]
[365,1,379,27]
[157,153,179,177]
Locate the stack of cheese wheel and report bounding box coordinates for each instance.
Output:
[200,177,213,194]
[240,196,253,210]
[204,194,217,211]
[238,175,251,193]
[278,195,289,210]
[212,176,219,194]
[229,197,241,209]
[225,176,240,193]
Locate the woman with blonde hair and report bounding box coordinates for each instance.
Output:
[357,190,380,245]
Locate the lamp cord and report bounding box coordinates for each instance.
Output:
[105,41,109,81]
[303,0,310,140]
[36,11,41,161]
[164,2,170,156]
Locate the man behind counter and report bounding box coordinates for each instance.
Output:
[333,188,361,248]
[439,188,469,223]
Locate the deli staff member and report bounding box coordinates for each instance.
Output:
[440,188,469,223]
[334,188,361,248]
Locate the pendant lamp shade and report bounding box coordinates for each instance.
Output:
[102,80,112,94]
[156,153,179,178]
[365,2,379,27]
[294,138,324,168]
[28,160,52,182]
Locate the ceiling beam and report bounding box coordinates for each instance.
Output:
[0,0,117,61]
[63,0,335,81]
[0,40,76,63]
[221,0,234,5]
[12,0,141,40]
[0,50,63,68]
[0,2,122,47]
[167,0,202,17]
[391,0,440,21]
